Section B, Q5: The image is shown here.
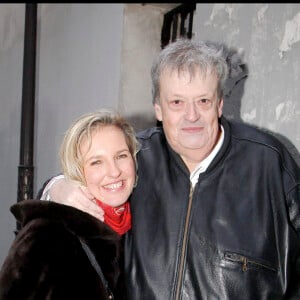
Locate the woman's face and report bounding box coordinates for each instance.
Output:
[80,125,136,207]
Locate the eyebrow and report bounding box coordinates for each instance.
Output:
[85,149,130,162]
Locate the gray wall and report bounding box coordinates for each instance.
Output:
[0,3,125,266]
[0,3,299,267]
[0,4,25,265]
[35,4,124,193]
[195,3,300,164]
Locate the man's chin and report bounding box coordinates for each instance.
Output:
[178,138,206,150]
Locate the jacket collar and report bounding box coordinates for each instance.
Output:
[11,199,121,242]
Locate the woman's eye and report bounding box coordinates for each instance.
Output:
[117,153,128,159]
[91,160,102,166]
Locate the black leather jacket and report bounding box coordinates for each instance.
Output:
[125,117,300,300]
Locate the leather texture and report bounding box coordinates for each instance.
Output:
[125,116,300,300]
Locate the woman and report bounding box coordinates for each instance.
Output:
[0,109,139,299]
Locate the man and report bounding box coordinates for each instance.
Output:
[42,39,300,299]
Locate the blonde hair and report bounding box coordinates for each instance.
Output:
[60,109,139,185]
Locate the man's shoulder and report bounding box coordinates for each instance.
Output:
[227,118,283,148]
[136,126,169,159]
[136,126,164,141]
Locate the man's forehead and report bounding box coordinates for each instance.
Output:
[160,66,217,82]
[162,65,215,77]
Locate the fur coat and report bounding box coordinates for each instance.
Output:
[0,199,124,299]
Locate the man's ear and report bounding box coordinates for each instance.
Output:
[154,102,163,121]
[218,98,224,118]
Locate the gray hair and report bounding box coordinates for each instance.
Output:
[151,39,229,104]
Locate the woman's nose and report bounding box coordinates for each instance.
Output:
[106,160,121,177]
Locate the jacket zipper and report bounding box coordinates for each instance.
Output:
[175,185,194,300]
[224,252,277,273]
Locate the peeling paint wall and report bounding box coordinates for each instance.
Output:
[279,12,300,58]
[195,3,300,165]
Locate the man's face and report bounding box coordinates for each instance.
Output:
[154,68,223,172]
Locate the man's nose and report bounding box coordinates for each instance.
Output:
[185,102,200,122]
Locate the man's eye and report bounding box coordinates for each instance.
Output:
[169,100,183,107]
[172,100,181,105]
[198,99,212,107]
[200,99,209,104]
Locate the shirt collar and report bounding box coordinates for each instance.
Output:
[190,125,224,187]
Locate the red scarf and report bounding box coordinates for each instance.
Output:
[95,200,131,235]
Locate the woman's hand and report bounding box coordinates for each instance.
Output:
[49,177,104,221]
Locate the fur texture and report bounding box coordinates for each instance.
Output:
[0,200,124,299]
